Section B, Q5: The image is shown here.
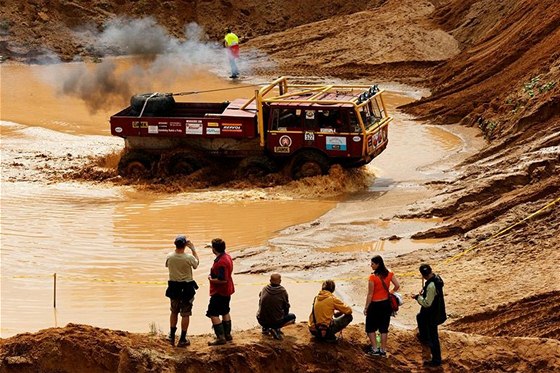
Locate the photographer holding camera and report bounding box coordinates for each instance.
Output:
[165,235,199,347]
[411,264,447,367]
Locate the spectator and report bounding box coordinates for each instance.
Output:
[411,264,447,367]
[364,255,400,357]
[165,235,199,347]
[206,238,235,346]
[308,280,353,343]
[257,273,296,340]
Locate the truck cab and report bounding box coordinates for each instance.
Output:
[255,79,390,178]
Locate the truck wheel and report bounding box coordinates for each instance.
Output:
[130,93,175,116]
[291,151,330,180]
[236,156,277,178]
[166,154,202,176]
[118,151,155,178]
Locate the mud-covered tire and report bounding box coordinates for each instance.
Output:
[166,153,202,176]
[236,156,277,178]
[290,151,330,180]
[130,93,175,116]
[118,151,156,178]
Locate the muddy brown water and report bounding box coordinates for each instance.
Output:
[0,59,480,337]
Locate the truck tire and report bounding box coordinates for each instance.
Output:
[236,156,277,178]
[118,151,156,178]
[130,93,175,116]
[290,151,330,180]
[166,153,202,176]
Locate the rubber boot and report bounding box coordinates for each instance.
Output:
[223,320,233,341]
[208,323,227,346]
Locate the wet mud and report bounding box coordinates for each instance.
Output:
[0,61,477,338]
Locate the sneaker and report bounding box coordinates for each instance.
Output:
[369,349,387,357]
[271,329,283,340]
[262,327,271,335]
[177,338,190,347]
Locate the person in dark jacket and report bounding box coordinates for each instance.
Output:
[411,264,447,367]
[257,273,296,340]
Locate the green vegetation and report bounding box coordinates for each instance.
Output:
[523,76,540,98]
[539,81,556,93]
[523,76,557,97]
[477,117,499,140]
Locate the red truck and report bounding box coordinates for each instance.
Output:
[110,76,392,179]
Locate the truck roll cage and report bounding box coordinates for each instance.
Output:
[240,76,391,147]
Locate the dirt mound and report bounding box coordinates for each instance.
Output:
[0,0,382,62]
[448,291,560,339]
[398,0,560,245]
[2,324,560,373]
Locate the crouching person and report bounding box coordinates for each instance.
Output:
[257,273,296,340]
[308,280,353,343]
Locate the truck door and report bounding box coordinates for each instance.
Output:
[267,107,304,157]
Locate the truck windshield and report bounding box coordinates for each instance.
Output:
[357,98,384,130]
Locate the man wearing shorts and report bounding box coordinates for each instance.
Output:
[206,238,235,346]
[165,235,199,347]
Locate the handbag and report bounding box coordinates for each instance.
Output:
[380,274,399,313]
[311,296,331,339]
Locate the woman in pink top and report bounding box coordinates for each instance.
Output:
[363,255,400,356]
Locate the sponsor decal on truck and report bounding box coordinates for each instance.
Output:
[186,122,203,135]
[326,136,347,151]
[222,123,243,132]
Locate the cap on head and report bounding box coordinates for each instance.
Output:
[419,264,432,276]
[174,235,187,247]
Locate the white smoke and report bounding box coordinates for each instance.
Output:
[45,18,255,113]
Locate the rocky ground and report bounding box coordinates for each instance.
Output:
[1,0,559,372]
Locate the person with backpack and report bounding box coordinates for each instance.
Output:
[308,280,353,343]
[364,255,400,357]
[412,264,447,367]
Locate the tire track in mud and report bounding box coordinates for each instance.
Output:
[448,291,560,339]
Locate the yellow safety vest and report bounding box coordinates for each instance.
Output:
[224,32,239,47]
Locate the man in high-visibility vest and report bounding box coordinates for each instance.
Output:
[224,28,240,79]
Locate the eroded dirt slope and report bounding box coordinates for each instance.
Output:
[1,324,560,373]
[0,0,384,62]
[448,291,560,339]
[1,0,560,371]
